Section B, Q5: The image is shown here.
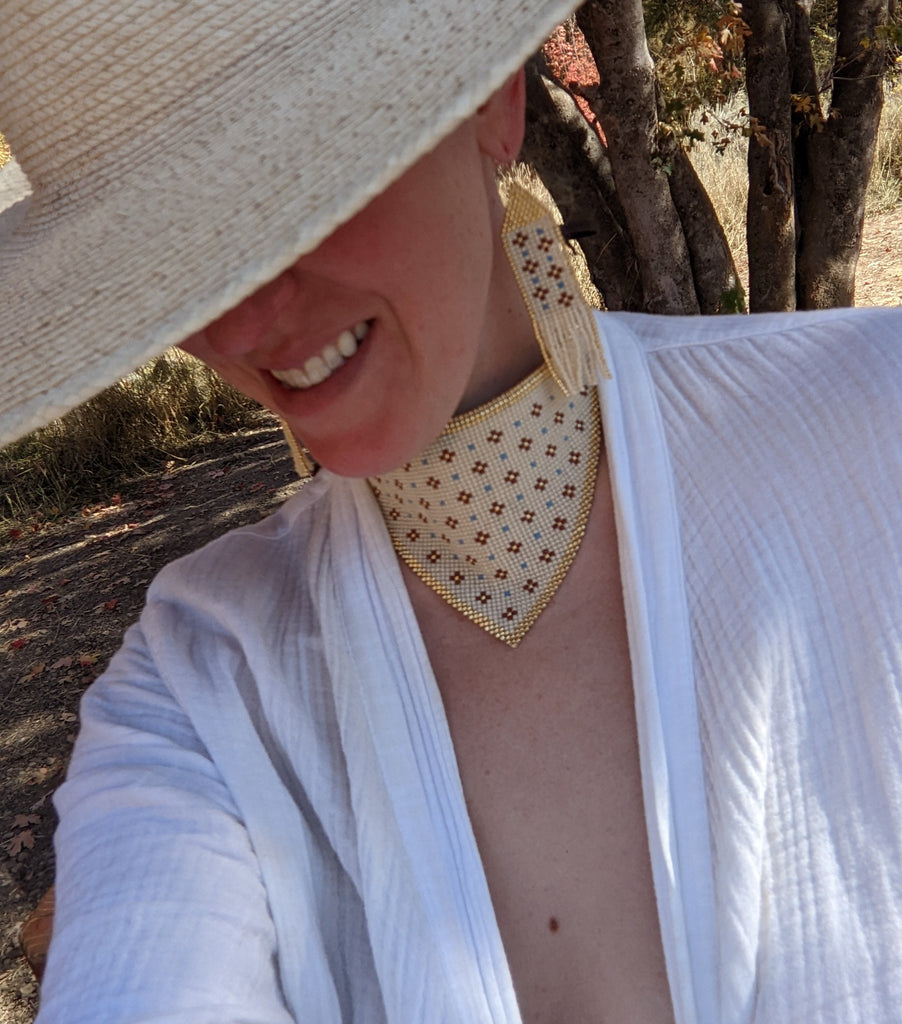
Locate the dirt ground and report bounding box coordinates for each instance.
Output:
[1,211,899,1024]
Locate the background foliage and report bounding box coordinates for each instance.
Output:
[0,352,261,520]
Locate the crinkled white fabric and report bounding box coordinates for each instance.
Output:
[37,308,902,1024]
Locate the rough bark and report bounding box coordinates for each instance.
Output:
[521,54,642,311]
[654,102,745,313]
[795,0,890,307]
[576,0,699,314]
[786,0,820,209]
[743,0,797,311]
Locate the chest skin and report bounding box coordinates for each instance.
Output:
[402,456,676,1024]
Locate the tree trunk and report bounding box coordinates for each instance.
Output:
[576,0,699,314]
[743,0,797,311]
[521,54,642,311]
[795,0,890,308]
[654,101,745,313]
[786,0,820,230]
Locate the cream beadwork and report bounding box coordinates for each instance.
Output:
[368,366,601,646]
[501,182,611,396]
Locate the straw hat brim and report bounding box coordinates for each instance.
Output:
[0,0,578,446]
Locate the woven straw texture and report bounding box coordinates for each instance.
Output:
[0,0,579,445]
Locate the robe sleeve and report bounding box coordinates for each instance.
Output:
[36,621,296,1024]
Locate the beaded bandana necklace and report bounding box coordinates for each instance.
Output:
[368,367,601,647]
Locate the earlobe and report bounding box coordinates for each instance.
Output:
[475,69,526,165]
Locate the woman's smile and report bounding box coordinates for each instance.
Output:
[269,321,371,390]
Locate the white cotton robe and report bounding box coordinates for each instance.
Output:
[37,308,902,1024]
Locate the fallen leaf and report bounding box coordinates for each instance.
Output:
[78,653,99,666]
[12,814,41,829]
[24,765,58,786]
[51,656,74,671]
[8,618,29,631]
[6,830,34,856]
[41,594,59,605]
[248,481,266,493]
[10,637,29,650]
[103,599,118,611]
[18,663,46,683]
[8,528,23,539]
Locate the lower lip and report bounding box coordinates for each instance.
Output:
[263,323,374,419]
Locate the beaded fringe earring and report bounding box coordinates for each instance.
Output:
[501,181,610,394]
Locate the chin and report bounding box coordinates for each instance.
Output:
[303,419,447,479]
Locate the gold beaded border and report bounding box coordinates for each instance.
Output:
[445,364,550,434]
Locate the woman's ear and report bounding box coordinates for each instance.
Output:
[474,68,526,165]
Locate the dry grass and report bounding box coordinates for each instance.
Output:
[867,86,902,215]
[687,97,751,282]
[688,86,902,292]
[0,351,261,521]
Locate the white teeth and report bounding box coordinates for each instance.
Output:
[336,329,358,358]
[272,320,371,390]
[321,343,344,370]
[304,355,329,384]
[270,367,312,388]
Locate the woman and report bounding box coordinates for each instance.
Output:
[3,1,902,1022]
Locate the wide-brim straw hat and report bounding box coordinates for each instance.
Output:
[0,0,579,447]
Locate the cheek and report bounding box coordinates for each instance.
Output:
[178,330,210,361]
[180,270,299,360]
[178,334,268,405]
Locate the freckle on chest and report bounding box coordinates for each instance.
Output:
[548,916,559,933]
